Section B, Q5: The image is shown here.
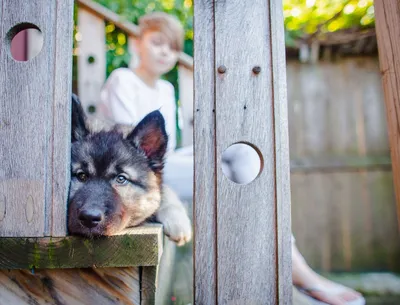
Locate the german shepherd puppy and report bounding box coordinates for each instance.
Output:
[68,94,191,246]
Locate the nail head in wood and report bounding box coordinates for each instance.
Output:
[218,65,227,74]
[252,66,261,74]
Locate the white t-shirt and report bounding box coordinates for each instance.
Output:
[98,68,177,152]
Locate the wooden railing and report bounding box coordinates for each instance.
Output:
[76,0,194,147]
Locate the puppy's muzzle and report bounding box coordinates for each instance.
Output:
[78,208,104,228]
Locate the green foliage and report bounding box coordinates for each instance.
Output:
[283,0,375,46]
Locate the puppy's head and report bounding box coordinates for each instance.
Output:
[68,95,168,237]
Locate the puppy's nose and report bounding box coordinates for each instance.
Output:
[78,209,104,228]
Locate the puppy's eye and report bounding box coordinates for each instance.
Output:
[77,172,88,183]
[116,175,128,185]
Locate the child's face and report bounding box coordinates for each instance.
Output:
[138,30,180,76]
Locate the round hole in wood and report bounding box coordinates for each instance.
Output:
[7,23,43,61]
[87,105,96,113]
[87,55,95,64]
[221,143,263,185]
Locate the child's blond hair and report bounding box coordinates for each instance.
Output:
[138,12,184,52]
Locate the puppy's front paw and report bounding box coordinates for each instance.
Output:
[158,209,192,246]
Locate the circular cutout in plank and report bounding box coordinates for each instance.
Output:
[7,24,43,61]
[221,143,262,185]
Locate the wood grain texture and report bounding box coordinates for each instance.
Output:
[77,7,106,115]
[193,0,292,303]
[375,0,400,232]
[0,267,141,305]
[270,0,293,303]
[193,0,217,304]
[141,266,158,305]
[50,0,74,237]
[0,0,72,237]
[0,225,163,270]
[215,0,286,303]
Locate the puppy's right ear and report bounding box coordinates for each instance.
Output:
[71,94,89,142]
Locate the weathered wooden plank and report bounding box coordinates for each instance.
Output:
[270,0,293,303]
[0,0,72,237]
[77,7,106,115]
[215,0,275,301]
[141,266,158,305]
[0,267,141,305]
[214,0,291,303]
[0,225,163,270]
[375,0,400,232]
[178,64,194,147]
[193,0,217,304]
[49,0,74,237]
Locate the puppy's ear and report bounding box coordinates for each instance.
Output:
[127,110,168,172]
[71,94,89,142]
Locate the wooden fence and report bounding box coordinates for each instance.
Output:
[288,56,400,272]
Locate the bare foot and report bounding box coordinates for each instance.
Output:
[295,274,364,305]
[292,243,364,305]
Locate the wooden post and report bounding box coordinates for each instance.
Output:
[375,0,400,232]
[178,63,194,147]
[77,7,106,115]
[194,0,292,303]
[0,0,73,237]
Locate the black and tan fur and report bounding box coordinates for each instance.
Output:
[68,94,191,245]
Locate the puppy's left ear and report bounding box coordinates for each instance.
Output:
[127,110,168,172]
[71,93,89,142]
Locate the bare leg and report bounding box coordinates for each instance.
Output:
[292,242,364,305]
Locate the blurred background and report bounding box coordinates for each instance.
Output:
[10,0,400,304]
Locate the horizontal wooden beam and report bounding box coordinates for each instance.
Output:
[0,224,163,270]
[290,155,392,172]
[76,0,193,70]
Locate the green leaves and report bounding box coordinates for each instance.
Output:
[283,0,375,43]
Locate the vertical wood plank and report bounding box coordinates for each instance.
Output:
[0,0,72,237]
[375,0,400,232]
[77,8,106,115]
[215,0,277,300]
[178,64,194,147]
[193,0,217,304]
[270,1,293,303]
[49,0,74,236]
[141,266,158,305]
[196,0,292,303]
